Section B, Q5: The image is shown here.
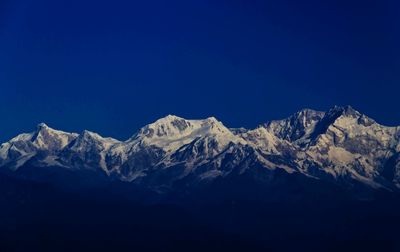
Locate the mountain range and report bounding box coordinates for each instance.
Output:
[1,105,399,195]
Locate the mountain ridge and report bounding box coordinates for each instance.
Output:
[0,105,399,194]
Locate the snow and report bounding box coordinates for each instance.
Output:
[241,126,279,153]
[33,124,78,150]
[0,107,399,192]
[199,170,222,180]
[42,156,63,167]
[11,133,34,142]
[71,130,119,150]
[328,147,355,165]
[133,115,245,152]
[0,143,11,159]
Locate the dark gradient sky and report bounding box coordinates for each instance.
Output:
[0,0,399,142]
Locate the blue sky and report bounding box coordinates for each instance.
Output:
[0,0,399,141]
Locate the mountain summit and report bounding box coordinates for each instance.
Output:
[0,106,399,193]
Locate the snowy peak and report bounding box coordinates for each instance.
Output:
[137,115,229,138]
[300,106,400,188]
[133,115,239,152]
[37,122,49,130]
[0,123,78,169]
[32,123,78,151]
[201,117,231,135]
[311,105,376,140]
[327,105,362,117]
[264,108,325,142]
[318,105,372,127]
[137,115,194,139]
[328,105,377,127]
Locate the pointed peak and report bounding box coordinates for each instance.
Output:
[204,117,227,129]
[29,123,78,150]
[327,105,360,117]
[321,105,360,122]
[201,117,232,135]
[321,105,370,125]
[34,123,77,136]
[82,129,91,134]
[265,108,324,127]
[205,116,220,124]
[261,108,326,142]
[37,122,49,130]
[34,123,57,135]
[326,105,377,127]
[310,105,375,139]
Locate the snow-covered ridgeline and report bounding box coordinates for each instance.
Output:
[0,105,399,191]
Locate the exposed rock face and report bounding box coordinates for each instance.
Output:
[0,106,399,193]
[264,108,325,142]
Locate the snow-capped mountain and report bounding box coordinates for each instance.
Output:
[264,108,325,143]
[0,106,399,193]
[0,123,78,170]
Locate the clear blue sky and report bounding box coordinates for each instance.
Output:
[0,0,399,141]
